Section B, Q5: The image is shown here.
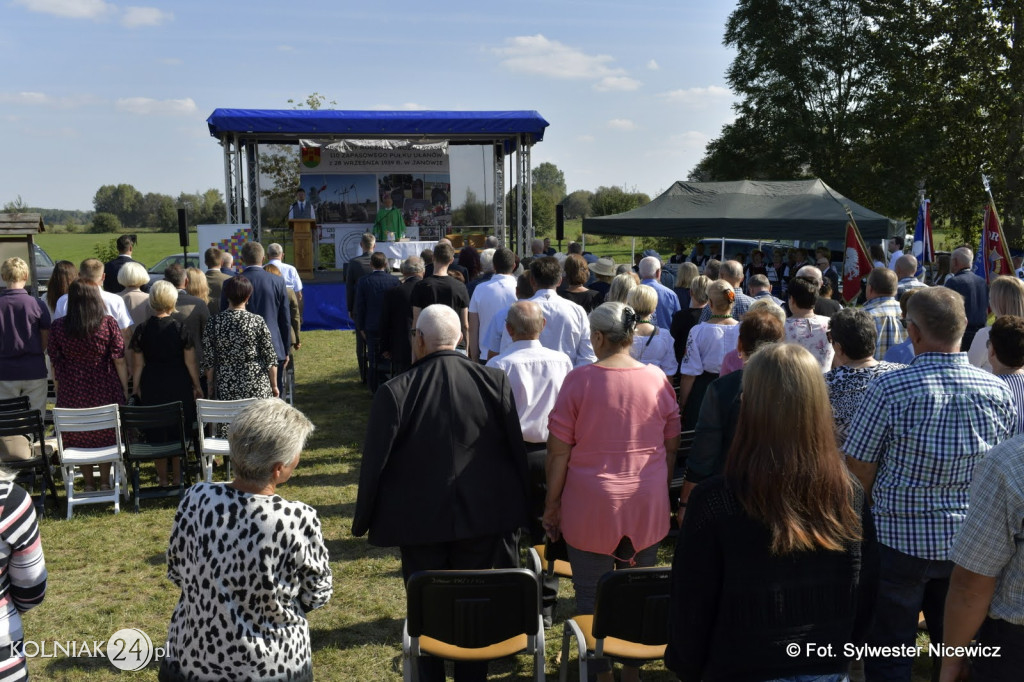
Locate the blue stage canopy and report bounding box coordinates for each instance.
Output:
[207,109,549,143]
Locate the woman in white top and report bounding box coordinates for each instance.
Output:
[784,276,834,372]
[679,280,740,430]
[627,285,678,377]
[967,276,1024,372]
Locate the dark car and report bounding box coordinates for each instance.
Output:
[33,244,54,294]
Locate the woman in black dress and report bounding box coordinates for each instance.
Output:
[130,280,203,487]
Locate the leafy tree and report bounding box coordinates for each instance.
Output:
[93,238,119,262]
[452,188,489,227]
[562,190,594,219]
[93,184,144,227]
[532,162,566,203]
[591,186,651,216]
[140,192,178,231]
[91,212,122,233]
[2,196,27,212]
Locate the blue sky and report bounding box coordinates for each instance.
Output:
[0,0,738,212]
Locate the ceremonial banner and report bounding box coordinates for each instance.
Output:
[299,139,450,174]
[981,204,1013,282]
[912,199,934,265]
[841,220,871,304]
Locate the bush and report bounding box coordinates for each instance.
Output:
[93,238,119,263]
[91,213,122,233]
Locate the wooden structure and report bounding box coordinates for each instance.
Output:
[288,218,315,278]
[0,213,45,295]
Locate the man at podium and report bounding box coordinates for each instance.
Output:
[289,188,319,269]
[373,193,406,241]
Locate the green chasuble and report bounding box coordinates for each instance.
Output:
[373,207,405,241]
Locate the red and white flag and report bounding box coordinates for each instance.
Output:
[982,203,1013,282]
[841,220,872,304]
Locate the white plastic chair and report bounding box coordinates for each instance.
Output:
[53,404,129,519]
[195,398,257,483]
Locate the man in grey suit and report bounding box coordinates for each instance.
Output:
[164,264,211,373]
[203,247,228,315]
[346,233,376,383]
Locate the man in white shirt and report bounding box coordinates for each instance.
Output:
[487,300,572,626]
[497,257,596,367]
[53,258,133,339]
[266,243,303,303]
[468,248,517,362]
[888,235,906,271]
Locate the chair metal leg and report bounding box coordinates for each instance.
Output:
[534,616,546,682]
[131,464,141,514]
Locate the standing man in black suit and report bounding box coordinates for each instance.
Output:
[221,241,291,394]
[379,256,424,375]
[346,233,376,383]
[203,247,228,315]
[353,303,529,682]
[104,234,140,294]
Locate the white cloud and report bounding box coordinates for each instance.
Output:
[116,97,197,115]
[277,45,294,52]
[593,76,642,92]
[0,92,101,108]
[495,35,640,90]
[121,6,172,27]
[159,57,183,66]
[644,131,710,158]
[13,0,113,19]
[659,85,733,107]
[607,118,637,131]
[647,59,659,71]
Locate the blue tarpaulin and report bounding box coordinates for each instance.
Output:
[301,282,352,331]
[207,109,549,143]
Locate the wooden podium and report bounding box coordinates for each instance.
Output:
[288,219,316,278]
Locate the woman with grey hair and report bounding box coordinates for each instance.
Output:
[162,398,332,682]
[544,301,680,682]
[117,261,151,327]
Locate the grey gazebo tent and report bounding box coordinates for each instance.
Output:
[582,179,901,241]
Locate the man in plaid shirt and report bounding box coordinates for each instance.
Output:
[844,287,1017,682]
[862,267,907,361]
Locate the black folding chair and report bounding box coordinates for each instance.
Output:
[403,568,545,682]
[559,567,671,682]
[0,397,30,413]
[118,402,190,513]
[0,409,58,512]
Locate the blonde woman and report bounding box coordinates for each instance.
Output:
[678,280,739,430]
[967,275,1024,371]
[626,285,677,376]
[118,262,152,327]
[607,273,638,304]
[672,274,710,373]
[673,261,699,309]
[185,267,211,312]
[668,343,875,681]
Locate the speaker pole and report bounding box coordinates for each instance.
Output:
[555,203,565,252]
[178,208,188,263]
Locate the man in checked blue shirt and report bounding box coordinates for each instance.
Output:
[844,286,1017,682]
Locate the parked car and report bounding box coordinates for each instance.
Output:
[33,244,54,294]
[147,252,203,287]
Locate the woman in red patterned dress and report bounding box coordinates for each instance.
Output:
[48,280,129,491]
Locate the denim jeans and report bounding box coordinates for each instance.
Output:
[863,543,952,682]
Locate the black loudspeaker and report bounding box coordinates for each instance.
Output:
[177,209,188,248]
[555,204,564,241]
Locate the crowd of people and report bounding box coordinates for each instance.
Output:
[5,229,1024,681]
[349,235,1024,682]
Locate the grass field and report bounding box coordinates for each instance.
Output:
[24,325,937,681]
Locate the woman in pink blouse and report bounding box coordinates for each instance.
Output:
[544,301,681,682]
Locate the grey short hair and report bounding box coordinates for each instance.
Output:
[638,256,661,279]
[795,265,822,286]
[221,252,234,267]
[589,301,635,347]
[479,248,496,274]
[505,300,544,338]
[952,247,973,270]
[360,232,376,250]
[484,235,500,249]
[720,259,744,284]
[267,243,284,259]
[745,298,785,325]
[228,398,315,485]
[748,274,771,291]
[118,261,150,288]
[418,304,461,349]
[401,256,425,276]
[531,238,544,253]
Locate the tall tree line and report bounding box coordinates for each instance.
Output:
[693,0,1024,245]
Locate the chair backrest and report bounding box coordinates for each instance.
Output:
[196,398,256,431]
[0,409,46,442]
[0,396,30,413]
[406,569,539,647]
[591,567,671,645]
[119,402,188,457]
[53,404,121,434]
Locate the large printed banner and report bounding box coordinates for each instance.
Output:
[197,224,252,263]
[298,139,451,259]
